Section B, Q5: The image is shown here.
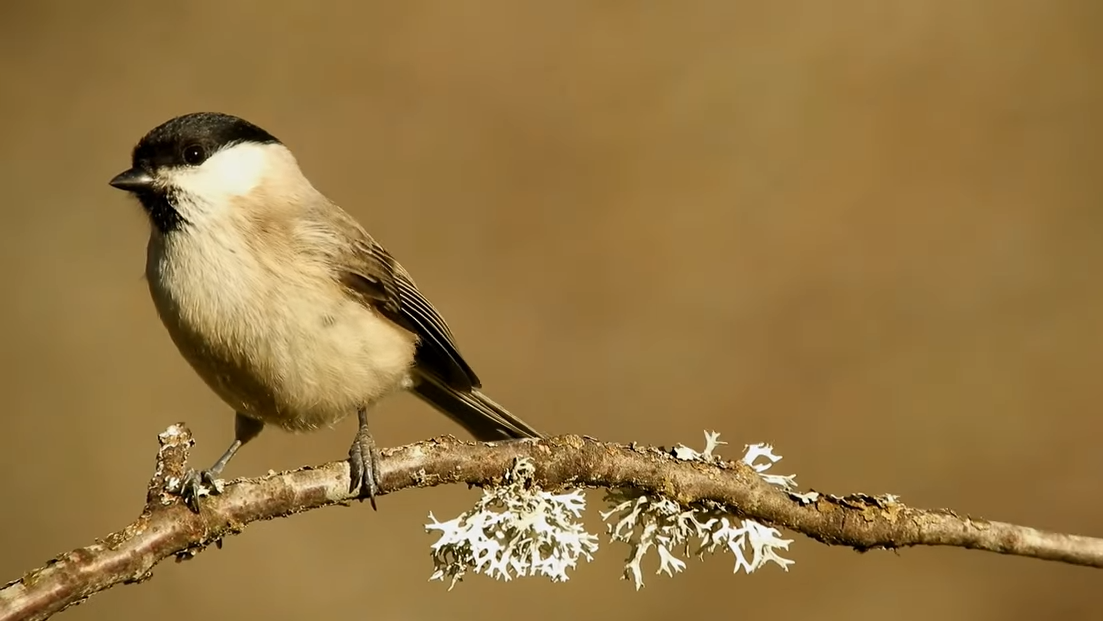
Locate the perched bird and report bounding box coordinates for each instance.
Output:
[109,112,542,511]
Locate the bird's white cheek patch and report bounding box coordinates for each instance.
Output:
[170,142,273,202]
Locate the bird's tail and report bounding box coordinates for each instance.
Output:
[412,378,543,441]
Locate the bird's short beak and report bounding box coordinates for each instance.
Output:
[109,168,155,192]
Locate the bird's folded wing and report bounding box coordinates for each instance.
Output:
[335,235,481,393]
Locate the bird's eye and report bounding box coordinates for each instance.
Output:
[182,144,207,166]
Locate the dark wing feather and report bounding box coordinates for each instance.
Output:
[337,238,481,392]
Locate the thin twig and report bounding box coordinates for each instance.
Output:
[1,424,1099,621]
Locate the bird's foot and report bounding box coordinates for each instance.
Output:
[348,427,382,510]
[177,468,223,513]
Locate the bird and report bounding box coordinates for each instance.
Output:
[109,112,543,511]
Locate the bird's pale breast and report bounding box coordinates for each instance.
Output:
[145,230,418,431]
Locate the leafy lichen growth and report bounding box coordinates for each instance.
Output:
[425,457,599,588]
[601,432,796,589]
[426,432,798,589]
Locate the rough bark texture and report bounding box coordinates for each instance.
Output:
[1,425,1100,621]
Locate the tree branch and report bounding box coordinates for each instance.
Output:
[2,424,1099,620]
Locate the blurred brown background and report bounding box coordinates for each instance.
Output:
[1,1,1101,620]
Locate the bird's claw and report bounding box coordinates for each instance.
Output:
[348,429,382,510]
[179,468,222,513]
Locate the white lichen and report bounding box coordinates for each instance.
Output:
[426,432,799,590]
[600,432,796,589]
[425,457,598,588]
[741,442,797,490]
[672,430,727,462]
[790,490,820,505]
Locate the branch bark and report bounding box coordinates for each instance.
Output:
[2,424,1100,621]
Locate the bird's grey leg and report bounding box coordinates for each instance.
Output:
[180,413,265,512]
[348,407,382,510]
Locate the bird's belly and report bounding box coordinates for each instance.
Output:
[150,265,417,432]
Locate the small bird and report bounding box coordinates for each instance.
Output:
[109,112,542,511]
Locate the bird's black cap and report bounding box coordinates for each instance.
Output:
[129,112,281,173]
